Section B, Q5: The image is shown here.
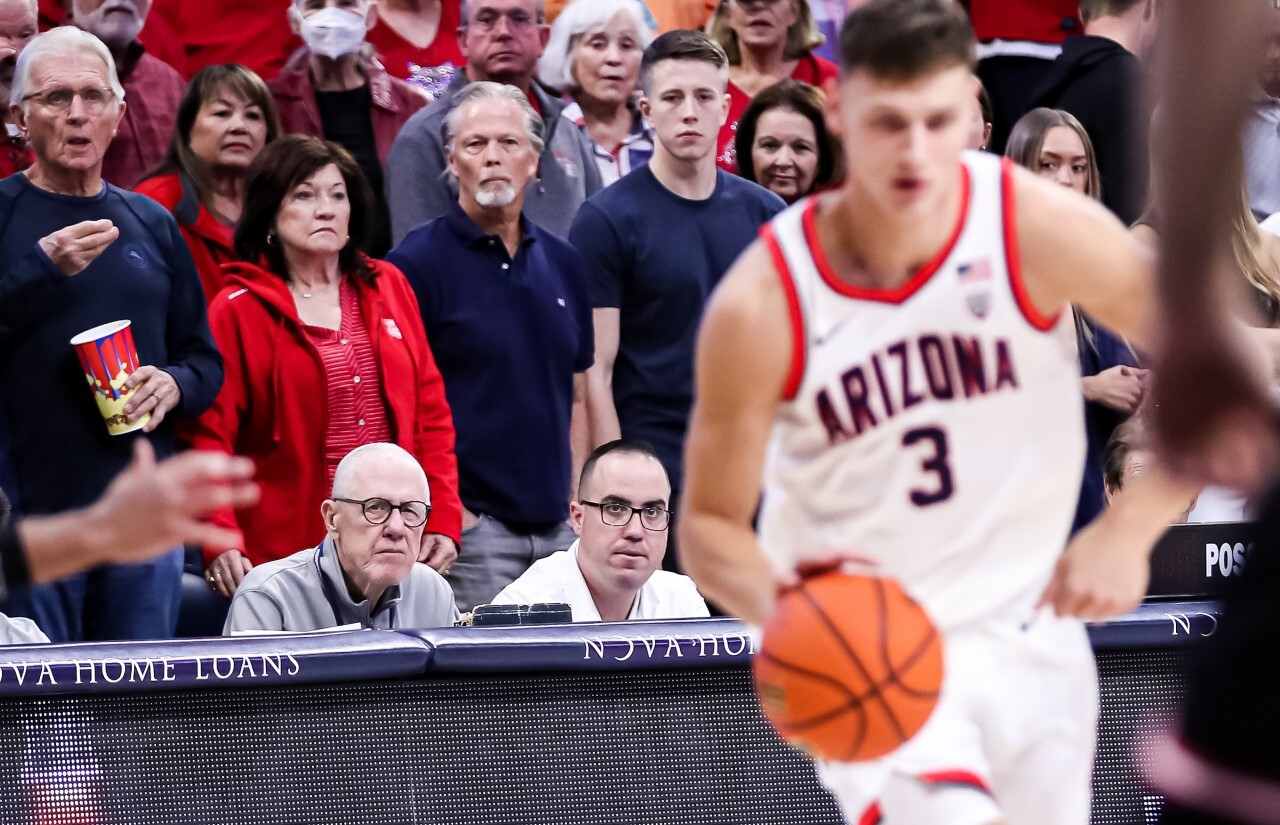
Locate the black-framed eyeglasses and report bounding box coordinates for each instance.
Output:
[333,497,431,528]
[580,500,671,531]
[467,8,541,31]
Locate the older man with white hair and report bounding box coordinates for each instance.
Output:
[225,443,459,633]
[386,81,593,612]
[69,0,185,188]
[0,27,222,642]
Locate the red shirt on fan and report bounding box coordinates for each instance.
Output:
[716,53,838,174]
[961,0,1081,45]
[367,1,464,83]
[149,0,300,80]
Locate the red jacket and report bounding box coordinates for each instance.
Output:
[268,50,428,166]
[135,173,236,304]
[181,258,462,568]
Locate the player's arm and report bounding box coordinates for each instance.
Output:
[1040,460,1199,619]
[1011,165,1158,350]
[678,243,791,626]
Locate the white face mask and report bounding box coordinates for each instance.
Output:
[298,6,367,60]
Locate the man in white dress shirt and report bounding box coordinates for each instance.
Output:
[492,440,708,621]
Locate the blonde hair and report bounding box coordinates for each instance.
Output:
[707,0,825,66]
[1230,184,1280,317]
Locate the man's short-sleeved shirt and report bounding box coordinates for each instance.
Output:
[569,166,784,491]
[387,204,594,526]
[491,540,709,621]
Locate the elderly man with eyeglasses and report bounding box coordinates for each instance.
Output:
[0,27,221,643]
[224,443,459,633]
[491,440,708,622]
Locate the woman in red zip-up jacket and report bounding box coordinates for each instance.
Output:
[182,135,462,598]
[137,64,283,304]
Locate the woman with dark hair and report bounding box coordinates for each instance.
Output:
[1006,107,1147,533]
[182,135,462,599]
[707,0,837,172]
[733,79,842,203]
[136,64,282,303]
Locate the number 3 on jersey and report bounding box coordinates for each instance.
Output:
[902,427,954,507]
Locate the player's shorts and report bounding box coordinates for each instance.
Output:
[816,608,1098,825]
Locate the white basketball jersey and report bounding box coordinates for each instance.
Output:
[757,151,1085,630]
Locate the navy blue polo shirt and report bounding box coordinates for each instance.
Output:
[387,203,593,527]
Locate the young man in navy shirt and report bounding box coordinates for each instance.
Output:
[569,30,784,572]
[387,82,592,612]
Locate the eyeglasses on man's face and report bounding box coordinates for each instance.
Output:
[23,86,115,115]
[580,499,671,531]
[467,7,541,33]
[333,497,431,528]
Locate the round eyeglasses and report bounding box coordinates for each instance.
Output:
[333,497,431,528]
[580,500,671,531]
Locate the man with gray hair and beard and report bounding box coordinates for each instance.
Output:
[386,81,593,612]
[225,443,458,633]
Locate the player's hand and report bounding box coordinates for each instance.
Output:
[206,549,252,598]
[1152,326,1277,492]
[419,533,458,573]
[1082,365,1148,414]
[38,219,119,276]
[1038,514,1150,620]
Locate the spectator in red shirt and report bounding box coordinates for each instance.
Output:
[368,0,464,92]
[706,0,836,173]
[136,64,283,303]
[183,135,462,599]
[148,0,299,81]
[270,0,428,256]
[0,0,36,179]
[67,0,185,188]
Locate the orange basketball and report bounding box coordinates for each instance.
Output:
[754,566,944,762]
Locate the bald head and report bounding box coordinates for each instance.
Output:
[331,443,429,502]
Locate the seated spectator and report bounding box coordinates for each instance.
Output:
[707,0,836,173]
[1028,0,1158,225]
[386,0,602,243]
[493,440,708,621]
[1006,107,1146,532]
[1247,4,1280,220]
[0,486,47,643]
[182,135,462,600]
[539,0,654,186]
[0,0,36,178]
[368,0,464,91]
[1103,419,1194,524]
[387,82,591,611]
[136,64,282,303]
[0,27,222,643]
[733,78,842,205]
[69,0,186,189]
[270,0,428,256]
[225,443,459,633]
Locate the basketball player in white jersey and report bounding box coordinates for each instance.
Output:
[678,1,1195,823]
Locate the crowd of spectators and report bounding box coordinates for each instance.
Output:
[0,0,1267,645]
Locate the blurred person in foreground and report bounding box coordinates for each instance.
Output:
[136,64,282,303]
[225,442,458,633]
[182,135,462,600]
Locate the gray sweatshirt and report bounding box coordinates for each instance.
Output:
[224,538,459,634]
[385,75,603,244]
